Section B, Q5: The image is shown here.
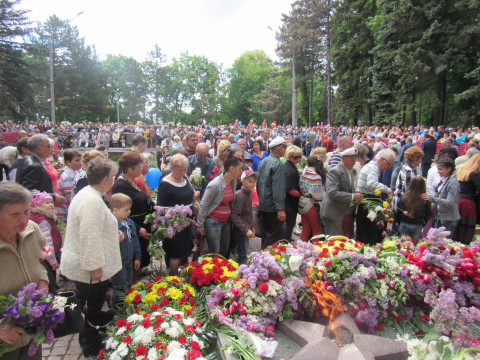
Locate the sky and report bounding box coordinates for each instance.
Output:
[19,0,294,69]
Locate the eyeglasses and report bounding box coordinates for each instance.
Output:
[292,156,302,160]
[384,159,394,166]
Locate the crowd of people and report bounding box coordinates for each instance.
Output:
[2,117,480,358]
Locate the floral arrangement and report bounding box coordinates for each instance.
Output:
[0,283,72,356]
[124,276,197,316]
[144,205,194,262]
[181,257,239,288]
[101,307,206,360]
[355,189,394,238]
[188,168,204,188]
[311,235,364,259]
[209,166,219,180]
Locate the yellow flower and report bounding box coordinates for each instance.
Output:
[374,189,381,195]
[203,264,215,273]
[125,290,139,304]
[131,282,144,290]
[165,287,183,300]
[382,240,396,249]
[383,201,390,209]
[183,284,196,296]
[165,276,181,282]
[274,254,281,260]
[228,259,239,269]
[182,305,193,311]
[203,257,212,262]
[385,215,389,219]
[143,292,158,304]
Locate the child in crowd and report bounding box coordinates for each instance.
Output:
[110,193,141,309]
[57,149,82,222]
[231,170,258,264]
[298,156,325,241]
[396,176,431,242]
[30,190,62,290]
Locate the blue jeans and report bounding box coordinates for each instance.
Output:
[435,220,459,239]
[282,209,297,242]
[205,217,231,257]
[233,231,249,264]
[399,222,423,242]
[111,262,134,309]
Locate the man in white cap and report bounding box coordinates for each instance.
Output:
[321,147,364,236]
[257,136,287,249]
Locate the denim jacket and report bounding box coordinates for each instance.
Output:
[118,218,141,266]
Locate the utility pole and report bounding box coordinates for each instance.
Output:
[292,52,297,128]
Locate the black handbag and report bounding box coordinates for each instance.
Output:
[53,291,85,338]
[82,281,114,331]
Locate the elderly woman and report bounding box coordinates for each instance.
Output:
[213,140,232,173]
[0,182,49,360]
[112,151,153,269]
[61,157,121,357]
[197,156,244,257]
[283,145,302,241]
[156,154,197,275]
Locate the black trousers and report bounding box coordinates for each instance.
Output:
[355,201,384,246]
[0,163,9,181]
[259,211,284,249]
[75,280,109,356]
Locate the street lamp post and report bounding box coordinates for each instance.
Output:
[49,11,84,124]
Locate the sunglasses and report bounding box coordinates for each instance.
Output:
[292,156,302,160]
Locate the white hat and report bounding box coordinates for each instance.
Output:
[269,136,286,148]
[340,147,359,157]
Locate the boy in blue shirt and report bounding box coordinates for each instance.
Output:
[110,193,141,309]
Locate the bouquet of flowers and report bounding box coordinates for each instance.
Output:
[124,276,197,316]
[181,257,239,288]
[311,235,364,259]
[355,189,394,238]
[144,205,194,262]
[0,283,72,357]
[101,307,206,360]
[189,168,204,188]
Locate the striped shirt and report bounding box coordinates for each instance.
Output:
[209,183,234,221]
[328,150,342,167]
[58,167,76,221]
[356,161,391,194]
[392,164,418,211]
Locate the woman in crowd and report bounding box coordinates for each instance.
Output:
[213,140,232,173]
[197,156,244,257]
[250,138,268,172]
[112,151,153,269]
[61,157,121,357]
[0,182,49,360]
[298,155,325,241]
[392,146,424,212]
[156,154,197,275]
[454,153,480,243]
[396,177,431,242]
[283,145,302,241]
[72,150,103,197]
[44,138,59,193]
[422,157,460,236]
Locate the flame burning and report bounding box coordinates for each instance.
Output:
[306,266,347,341]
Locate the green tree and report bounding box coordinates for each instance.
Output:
[0,0,35,120]
[227,50,273,124]
[143,44,168,123]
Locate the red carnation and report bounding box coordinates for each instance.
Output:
[156,341,163,350]
[161,298,170,307]
[126,287,134,294]
[123,335,133,344]
[116,319,127,328]
[186,309,193,316]
[190,341,200,350]
[134,294,142,303]
[154,275,163,281]
[157,287,166,294]
[135,346,147,357]
[178,336,187,345]
[98,349,105,359]
[142,312,151,318]
[126,322,133,330]
[141,319,152,328]
[151,304,161,311]
[153,325,162,334]
[324,260,333,267]
[156,316,165,323]
[174,314,183,320]
[258,282,269,294]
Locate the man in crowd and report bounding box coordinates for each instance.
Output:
[15,134,65,206]
[187,142,215,197]
[237,138,251,159]
[321,148,364,236]
[257,136,287,249]
[185,132,199,156]
[131,134,148,153]
[8,137,29,181]
[328,136,352,167]
[420,133,437,177]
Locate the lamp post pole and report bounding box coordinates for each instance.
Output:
[49,11,84,124]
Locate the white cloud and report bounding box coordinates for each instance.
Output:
[19,0,293,68]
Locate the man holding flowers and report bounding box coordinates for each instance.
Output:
[356,149,395,244]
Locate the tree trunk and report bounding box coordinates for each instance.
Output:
[308,65,314,128]
[292,54,297,128]
[326,0,332,125]
[434,72,447,126]
[417,91,422,126]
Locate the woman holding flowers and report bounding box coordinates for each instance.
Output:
[197,156,244,257]
[0,182,49,360]
[422,157,460,237]
[156,154,197,275]
[453,153,480,243]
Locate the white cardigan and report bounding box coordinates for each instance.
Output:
[61,186,121,283]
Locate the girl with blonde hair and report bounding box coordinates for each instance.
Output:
[454,153,480,243]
